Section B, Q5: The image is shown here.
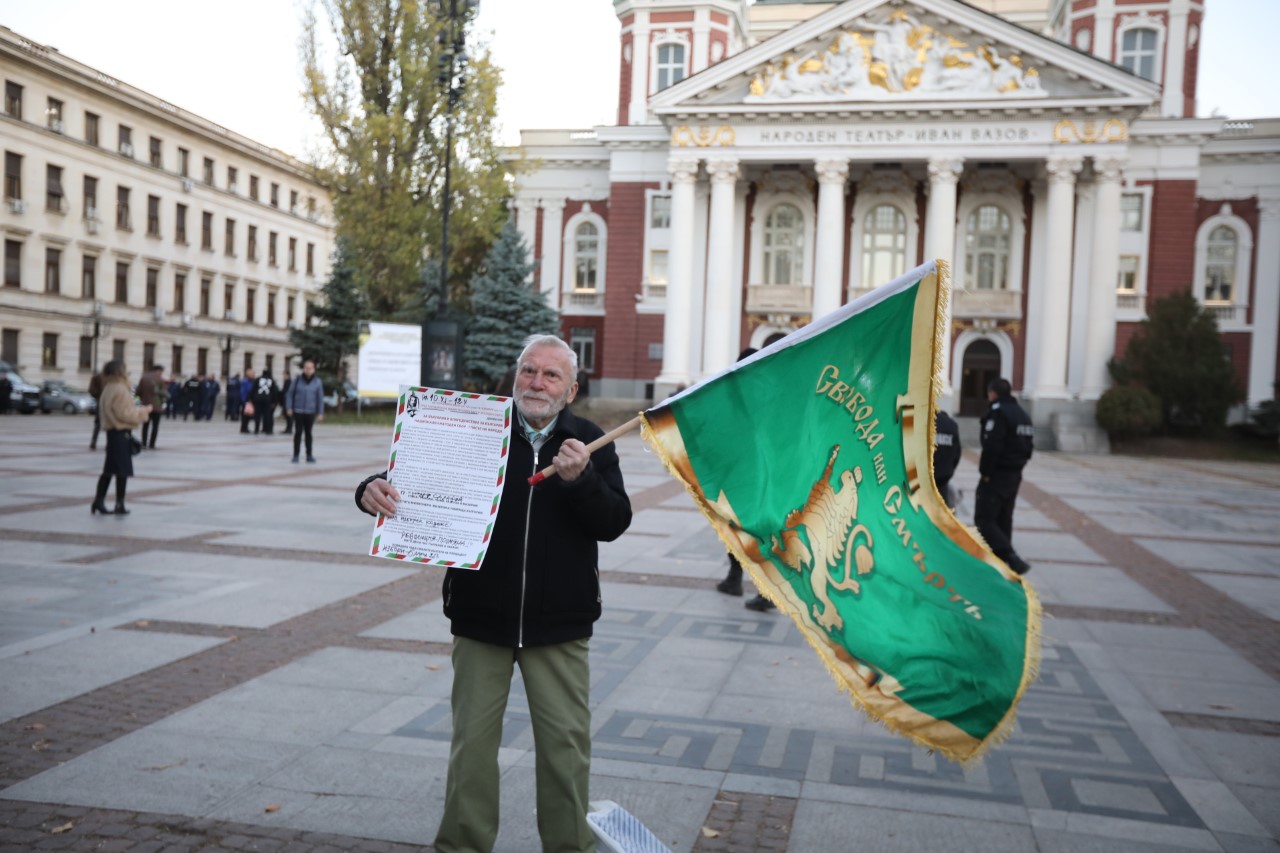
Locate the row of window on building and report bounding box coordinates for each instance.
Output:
[3,152,317,274]
[3,239,306,325]
[3,80,317,217]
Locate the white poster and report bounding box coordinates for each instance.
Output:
[357,322,422,400]
[370,386,512,569]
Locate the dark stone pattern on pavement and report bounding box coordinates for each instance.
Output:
[691,792,795,853]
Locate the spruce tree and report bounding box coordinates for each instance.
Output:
[465,221,559,391]
[288,241,369,404]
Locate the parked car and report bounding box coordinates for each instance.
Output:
[39,380,97,414]
[0,360,41,414]
[322,379,360,409]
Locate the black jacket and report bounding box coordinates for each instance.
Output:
[979,394,1034,477]
[356,406,632,648]
[933,409,961,487]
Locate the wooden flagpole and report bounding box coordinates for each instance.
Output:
[527,415,644,485]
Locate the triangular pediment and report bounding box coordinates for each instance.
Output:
[650,0,1160,115]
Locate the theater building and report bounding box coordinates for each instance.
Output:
[510,0,1279,447]
[0,26,333,388]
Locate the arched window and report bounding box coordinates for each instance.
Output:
[1205,225,1237,303]
[1118,28,1159,81]
[655,43,686,91]
[964,205,1012,290]
[861,204,907,285]
[763,203,804,285]
[573,222,599,290]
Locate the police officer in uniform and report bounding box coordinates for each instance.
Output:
[975,378,1034,575]
[933,408,962,509]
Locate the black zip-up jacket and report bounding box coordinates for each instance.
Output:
[933,409,961,486]
[979,394,1034,477]
[355,406,632,648]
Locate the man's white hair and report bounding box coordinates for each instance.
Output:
[518,334,578,374]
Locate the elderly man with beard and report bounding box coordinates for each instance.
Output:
[355,334,632,853]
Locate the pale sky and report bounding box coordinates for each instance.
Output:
[0,0,1274,160]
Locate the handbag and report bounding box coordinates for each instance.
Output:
[243,400,256,417]
[129,435,143,455]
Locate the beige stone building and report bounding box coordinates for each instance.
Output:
[0,25,333,393]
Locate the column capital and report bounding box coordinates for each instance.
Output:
[1045,156,1084,185]
[927,157,964,184]
[705,157,740,185]
[814,158,849,184]
[1093,156,1128,183]
[540,197,566,213]
[514,197,539,213]
[668,156,701,184]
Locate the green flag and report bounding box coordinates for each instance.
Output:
[643,261,1040,763]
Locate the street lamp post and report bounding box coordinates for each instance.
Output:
[81,302,113,374]
[420,0,478,390]
[219,334,240,380]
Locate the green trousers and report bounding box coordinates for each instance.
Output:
[433,636,595,853]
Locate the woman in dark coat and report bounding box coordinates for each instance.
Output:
[92,360,152,515]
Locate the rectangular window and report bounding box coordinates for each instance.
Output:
[172,344,184,375]
[225,218,235,256]
[289,189,298,213]
[143,342,156,370]
[85,111,99,146]
[82,254,96,298]
[267,291,277,325]
[306,242,315,275]
[2,329,18,363]
[175,203,187,243]
[249,175,259,201]
[570,327,596,373]
[4,81,22,119]
[145,268,158,308]
[224,283,234,315]
[268,231,277,265]
[202,211,213,249]
[4,151,21,200]
[45,164,64,212]
[203,157,214,185]
[306,196,316,218]
[42,333,58,368]
[79,335,92,370]
[115,261,129,303]
[4,240,20,287]
[174,272,186,312]
[227,166,238,193]
[270,182,279,208]
[147,194,161,236]
[1120,194,1143,231]
[84,175,98,217]
[116,186,131,230]
[265,354,274,375]
[112,339,126,363]
[45,247,60,293]
[200,277,211,316]
[46,97,63,131]
[197,347,208,376]
[287,294,295,324]
[178,147,189,177]
[248,225,258,261]
[246,287,257,323]
[288,237,297,271]
[243,352,253,373]
[650,195,672,229]
[118,125,133,156]
[1117,255,1139,292]
[149,136,162,168]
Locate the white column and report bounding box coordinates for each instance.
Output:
[703,158,740,375]
[1094,0,1115,62]
[538,198,565,309]
[1163,0,1191,117]
[1035,155,1083,398]
[231,277,246,323]
[514,197,539,282]
[275,287,289,329]
[1022,178,1049,396]
[1249,197,1280,405]
[1082,157,1126,399]
[926,157,963,390]
[692,9,710,74]
[628,15,651,125]
[813,158,849,319]
[158,267,175,314]
[656,156,700,392]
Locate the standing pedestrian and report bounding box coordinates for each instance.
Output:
[225,374,241,421]
[88,370,105,449]
[200,374,220,421]
[355,335,632,853]
[92,360,151,515]
[285,359,324,463]
[280,371,294,435]
[975,378,1034,575]
[252,370,278,435]
[137,365,165,449]
[0,370,11,415]
[239,368,256,433]
[934,408,962,509]
[165,375,180,419]
[181,375,201,421]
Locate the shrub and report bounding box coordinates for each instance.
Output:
[1096,385,1163,439]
